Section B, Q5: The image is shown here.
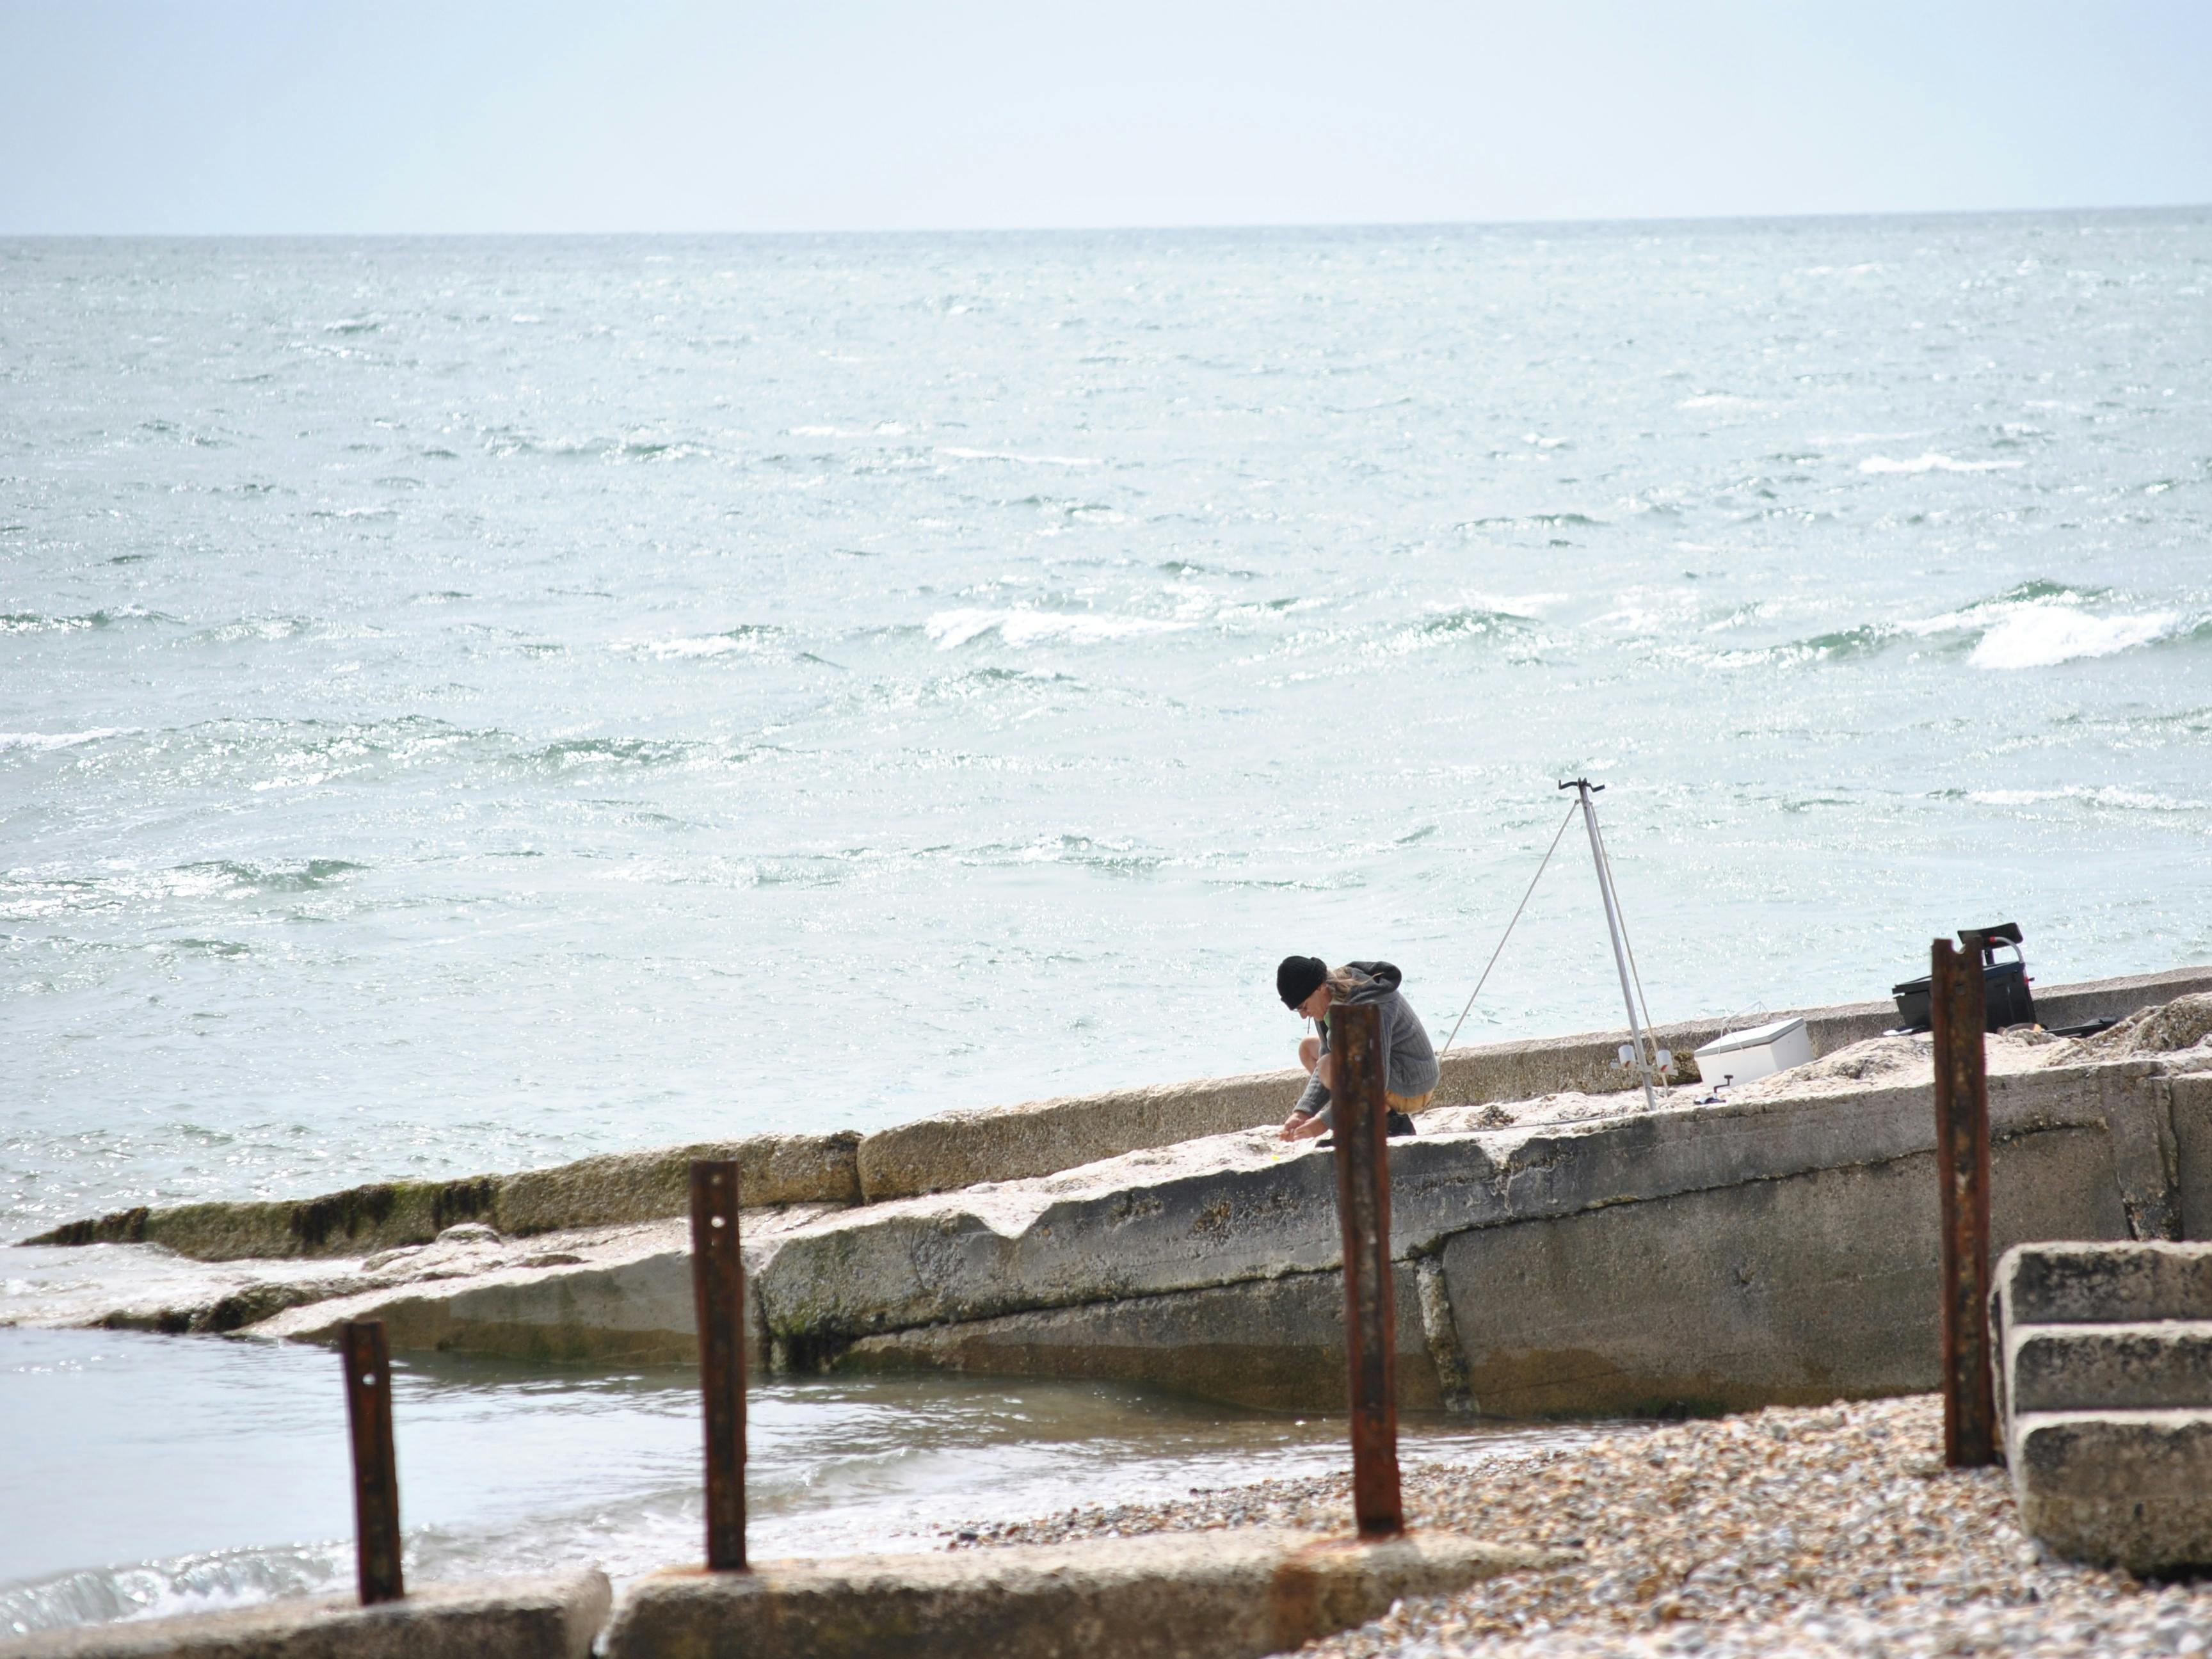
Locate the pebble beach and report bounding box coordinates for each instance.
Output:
[960,1393,2211,1657]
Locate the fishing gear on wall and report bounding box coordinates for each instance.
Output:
[1437,779,1672,1110]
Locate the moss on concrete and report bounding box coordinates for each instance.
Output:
[23,1134,863,1263]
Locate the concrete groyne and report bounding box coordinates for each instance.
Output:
[13,966,2212,1417]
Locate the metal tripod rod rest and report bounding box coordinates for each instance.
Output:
[1561,779,1659,1112]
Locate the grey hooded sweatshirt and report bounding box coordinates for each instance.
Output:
[1292,960,1440,1127]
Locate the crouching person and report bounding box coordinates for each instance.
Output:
[1274,956,1439,1142]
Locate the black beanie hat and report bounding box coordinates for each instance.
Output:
[1277,954,1328,1009]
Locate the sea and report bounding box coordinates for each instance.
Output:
[3,212,2209,1630]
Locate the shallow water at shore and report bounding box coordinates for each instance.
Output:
[0,1327,1599,1636]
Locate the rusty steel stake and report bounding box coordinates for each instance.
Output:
[1931,935,1998,1467]
[1328,998,1405,1537]
[339,1320,404,1605]
[690,1158,749,1571]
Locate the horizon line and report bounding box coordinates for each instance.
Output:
[6,199,2210,241]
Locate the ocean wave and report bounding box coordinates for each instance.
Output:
[186,617,314,645]
[925,609,1186,649]
[1887,579,2194,670]
[624,625,780,660]
[1968,607,2182,669]
[1858,452,2024,474]
[524,735,710,770]
[1391,607,1539,650]
[173,859,368,895]
[1747,623,1905,665]
[0,728,137,752]
[1676,394,1763,410]
[1966,785,2206,812]
[1,609,172,634]
[1457,513,1607,534]
[935,447,1102,469]
[0,1542,342,1637]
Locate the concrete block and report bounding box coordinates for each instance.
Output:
[494,1136,862,1235]
[2012,1411,2212,1573]
[2033,966,2212,1036]
[2008,1321,2212,1413]
[600,1530,1547,1659]
[2168,1075,2212,1241]
[1441,1124,2126,1417]
[28,968,2206,1259]
[25,1136,861,1263]
[1995,1239,2212,1327]
[832,1265,1443,1413]
[759,1061,2156,1358]
[255,1248,734,1366]
[1,1571,610,1659]
[855,1075,1301,1203]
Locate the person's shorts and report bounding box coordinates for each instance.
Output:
[1384,1089,1431,1138]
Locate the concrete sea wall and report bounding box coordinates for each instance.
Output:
[15,968,2211,1420]
[30,965,2210,1262]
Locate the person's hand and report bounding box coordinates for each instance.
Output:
[1279,1112,1328,1142]
[1278,1110,1309,1141]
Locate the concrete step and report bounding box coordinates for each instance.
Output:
[2008,1319,2212,1413]
[2010,1409,2212,1573]
[602,1530,1555,1659]
[1997,1240,2212,1327]
[1,1570,609,1659]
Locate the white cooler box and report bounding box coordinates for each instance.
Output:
[1693,1016,1812,1086]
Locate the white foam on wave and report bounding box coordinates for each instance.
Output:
[926,609,1185,649]
[1675,394,1762,410]
[1968,785,2204,812]
[0,728,136,751]
[616,627,779,660]
[1859,452,2023,475]
[1968,607,2179,669]
[936,447,1102,469]
[636,636,753,660]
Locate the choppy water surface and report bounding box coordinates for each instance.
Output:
[5,217,2211,1228]
[0,1329,1594,1635]
[2,218,2209,1613]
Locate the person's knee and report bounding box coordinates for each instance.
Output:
[1297,1036,1322,1073]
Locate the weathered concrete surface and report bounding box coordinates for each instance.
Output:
[600,1530,1549,1659]
[2008,1321,2212,1414]
[14,980,2209,1415]
[2011,1411,2212,1573]
[25,1136,861,1263]
[754,1059,2172,1351]
[1441,1125,2128,1418]
[26,968,2207,1250]
[0,1210,835,1371]
[2167,1073,2212,1242]
[1998,1240,2212,1572]
[244,1207,835,1366]
[1996,1237,2212,1327]
[0,1571,609,1659]
[835,1264,1444,1413]
[844,966,2212,1200]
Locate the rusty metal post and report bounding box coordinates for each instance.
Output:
[1931,936,1998,1467]
[690,1158,748,1570]
[1328,998,1404,1537]
[339,1320,404,1605]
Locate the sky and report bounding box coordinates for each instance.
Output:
[2,0,2209,234]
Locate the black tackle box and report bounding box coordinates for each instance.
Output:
[1891,923,2037,1033]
